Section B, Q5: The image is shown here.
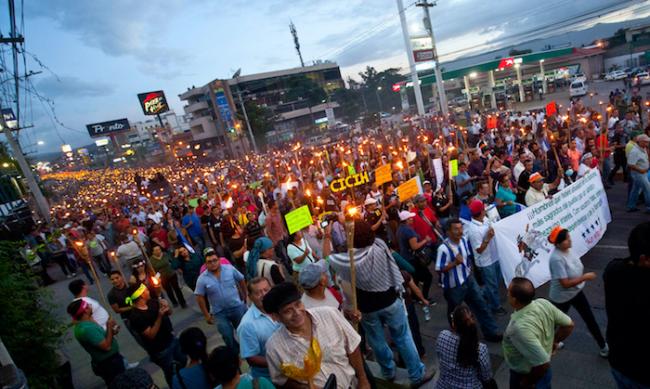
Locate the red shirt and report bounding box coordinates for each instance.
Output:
[410,206,439,243]
[151,228,169,249]
[595,134,610,158]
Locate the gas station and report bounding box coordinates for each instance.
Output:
[393,46,606,112]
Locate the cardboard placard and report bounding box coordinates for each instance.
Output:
[375,164,392,186]
[396,176,422,202]
[433,158,444,186]
[188,198,199,208]
[330,171,370,193]
[284,205,313,234]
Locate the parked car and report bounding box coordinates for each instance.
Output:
[569,80,588,97]
[605,70,627,81]
[571,73,587,82]
[635,71,650,86]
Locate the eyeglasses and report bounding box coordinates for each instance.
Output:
[205,259,219,264]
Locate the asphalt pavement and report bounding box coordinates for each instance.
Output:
[46,179,645,388]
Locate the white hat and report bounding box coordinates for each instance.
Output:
[364,198,377,207]
[398,210,416,221]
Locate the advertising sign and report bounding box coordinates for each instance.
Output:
[137,91,170,116]
[493,169,611,287]
[411,36,434,63]
[213,84,234,130]
[86,118,130,138]
[1,108,17,129]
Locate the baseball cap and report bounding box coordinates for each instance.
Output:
[469,200,485,216]
[580,152,593,162]
[528,172,544,183]
[203,247,216,257]
[263,282,302,314]
[398,210,416,221]
[364,198,377,207]
[423,180,432,185]
[298,261,328,289]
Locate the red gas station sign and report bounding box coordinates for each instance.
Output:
[497,57,515,70]
[392,83,402,92]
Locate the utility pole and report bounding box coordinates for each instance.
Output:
[417,0,448,119]
[0,0,50,223]
[289,21,305,67]
[396,0,425,116]
[232,70,258,153]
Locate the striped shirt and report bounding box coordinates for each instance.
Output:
[265,307,361,389]
[435,238,474,289]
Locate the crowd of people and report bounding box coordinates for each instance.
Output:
[23,91,650,389]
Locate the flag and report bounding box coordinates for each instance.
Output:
[545,101,557,117]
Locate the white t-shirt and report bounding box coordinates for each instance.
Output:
[287,239,316,272]
[301,289,340,310]
[75,296,109,330]
[577,163,591,179]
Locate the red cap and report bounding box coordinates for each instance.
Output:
[469,200,485,216]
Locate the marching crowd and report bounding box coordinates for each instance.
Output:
[24,92,650,389]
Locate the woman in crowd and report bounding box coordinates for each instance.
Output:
[172,246,203,291]
[172,327,211,389]
[547,226,609,357]
[495,172,517,218]
[150,245,186,308]
[286,231,318,274]
[246,236,286,285]
[434,305,494,388]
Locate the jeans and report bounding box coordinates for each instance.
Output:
[92,253,112,274]
[77,260,94,284]
[443,275,499,337]
[360,299,425,383]
[510,368,552,389]
[149,337,186,388]
[626,171,650,210]
[477,261,501,312]
[410,257,434,299]
[551,291,606,348]
[91,352,125,386]
[190,234,206,253]
[214,304,247,352]
[612,368,650,389]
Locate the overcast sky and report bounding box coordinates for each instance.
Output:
[1,0,647,153]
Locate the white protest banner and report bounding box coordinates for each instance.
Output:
[492,169,611,287]
[433,158,444,187]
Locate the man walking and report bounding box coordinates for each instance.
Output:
[626,134,650,213]
[503,277,574,389]
[435,219,502,341]
[236,277,281,379]
[466,200,506,315]
[195,246,247,352]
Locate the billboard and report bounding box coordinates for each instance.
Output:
[137,90,170,116]
[411,36,434,63]
[1,108,17,129]
[86,118,130,138]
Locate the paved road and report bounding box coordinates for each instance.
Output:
[47,180,645,388]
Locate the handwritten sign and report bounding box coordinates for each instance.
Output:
[285,205,313,234]
[396,176,422,202]
[375,164,392,186]
[330,171,370,193]
[433,158,444,186]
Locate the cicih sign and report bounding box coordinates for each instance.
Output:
[330,171,370,193]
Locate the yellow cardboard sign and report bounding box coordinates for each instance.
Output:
[396,177,421,202]
[449,159,458,177]
[330,171,370,193]
[375,164,392,186]
[284,205,313,234]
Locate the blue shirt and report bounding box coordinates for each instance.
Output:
[397,224,418,263]
[172,364,210,389]
[459,204,471,221]
[194,264,245,314]
[236,304,281,378]
[182,213,203,237]
[435,238,474,289]
[454,171,473,196]
[495,186,517,217]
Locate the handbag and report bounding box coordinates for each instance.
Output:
[412,244,433,267]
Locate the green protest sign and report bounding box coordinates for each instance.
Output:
[188,198,199,208]
[284,205,313,234]
[449,159,458,177]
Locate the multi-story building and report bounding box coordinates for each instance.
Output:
[179,62,344,154]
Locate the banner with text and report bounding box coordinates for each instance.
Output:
[492,169,611,287]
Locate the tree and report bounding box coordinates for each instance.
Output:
[357,66,403,113]
[237,101,275,150]
[285,75,327,132]
[0,241,67,388]
[331,88,362,124]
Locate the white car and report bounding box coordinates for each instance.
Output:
[569,80,588,97]
[635,71,650,85]
[571,73,587,82]
[605,70,627,81]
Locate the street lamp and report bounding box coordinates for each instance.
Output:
[376,86,384,112]
[37,140,44,146]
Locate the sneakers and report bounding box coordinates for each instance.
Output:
[600,343,609,358]
[422,305,431,322]
[411,370,435,389]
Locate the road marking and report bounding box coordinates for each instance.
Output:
[595,244,627,250]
